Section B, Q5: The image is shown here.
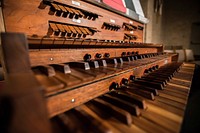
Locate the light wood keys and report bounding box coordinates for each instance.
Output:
[49,62,195,133]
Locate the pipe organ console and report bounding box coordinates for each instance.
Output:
[0,0,196,133]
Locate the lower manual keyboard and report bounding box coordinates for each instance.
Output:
[50,63,195,133]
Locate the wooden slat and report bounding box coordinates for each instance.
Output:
[64,6,74,14]
[76,10,85,17]
[70,8,80,15]
[73,26,83,34]
[49,23,59,32]
[68,26,77,34]
[51,3,61,11]
[57,5,67,12]
[56,24,65,32]
[79,27,88,35]
[62,25,72,33]
[83,27,93,35]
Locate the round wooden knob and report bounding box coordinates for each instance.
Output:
[95,53,102,58]
[84,54,92,61]
[121,52,126,56]
[155,65,159,69]
[149,67,154,72]
[104,53,110,58]
[110,82,119,90]
[127,52,131,55]
[144,69,149,74]
[152,66,156,70]
[129,75,135,81]
[121,78,129,85]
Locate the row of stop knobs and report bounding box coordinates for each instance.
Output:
[110,65,159,90]
[84,52,139,61]
[110,75,136,90]
[144,65,159,73]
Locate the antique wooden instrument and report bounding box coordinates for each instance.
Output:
[0,0,195,133]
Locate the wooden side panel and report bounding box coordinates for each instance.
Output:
[0,33,51,133]
[0,33,31,74]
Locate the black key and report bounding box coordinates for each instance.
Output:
[90,98,133,125]
[132,79,164,90]
[108,91,147,109]
[128,82,159,96]
[100,94,141,116]
[120,86,155,100]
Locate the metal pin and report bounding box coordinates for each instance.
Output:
[71,98,75,103]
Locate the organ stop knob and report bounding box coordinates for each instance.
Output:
[104,53,110,58]
[84,54,92,61]
[121,78,129,85]
[129,75,135,81]
[95,53,102,58]
[109,82,119,90]
[144,69,150,74]
[121,52,126,57]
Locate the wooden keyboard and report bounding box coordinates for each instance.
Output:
[50,63,194,133]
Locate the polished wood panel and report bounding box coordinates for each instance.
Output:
[29,48,159,66]
[3,0,144,41]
